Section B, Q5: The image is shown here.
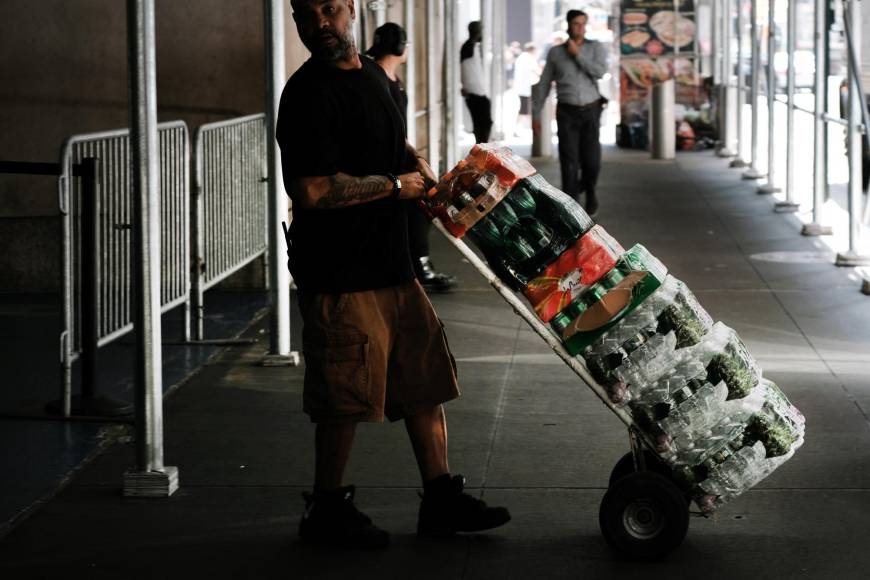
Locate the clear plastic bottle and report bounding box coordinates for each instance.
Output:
[699,440,768,498]
[615,331,679,393]
[659,380,729,439]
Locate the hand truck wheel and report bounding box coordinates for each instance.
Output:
[599,471,689,560]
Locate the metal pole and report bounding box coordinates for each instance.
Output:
[482,0,495,143]
[743,0,765,179]
[493,0,506,140]
[370,0,386,28]
[453,0,462,156]
[719,0,738,156]
[59,160,73,418]
[262,0,299,365]
[836,0,870,265]
[802,0,833,233]
[776,0,801,211]
[759,0,781,193]
[404,0,417,147]
[731,0,749,167]
[444,0,457,166]
[123,0,178,497]
[710,0,722,86]
[426,0,439,173]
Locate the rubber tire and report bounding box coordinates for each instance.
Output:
[599,471,689,560]
[608,450,672,486]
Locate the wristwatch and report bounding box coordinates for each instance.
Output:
[386,173,402,198]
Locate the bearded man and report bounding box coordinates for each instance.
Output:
[276,0,511,549]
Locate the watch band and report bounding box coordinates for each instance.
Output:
[386,173,401,198]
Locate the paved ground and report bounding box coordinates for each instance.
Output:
[2,146,869,579]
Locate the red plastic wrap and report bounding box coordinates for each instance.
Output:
[467,144,536,189]
[419,145,537,238]
[522,225,625,322]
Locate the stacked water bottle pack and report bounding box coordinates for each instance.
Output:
[422,144,805,514]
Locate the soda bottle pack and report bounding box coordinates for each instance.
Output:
[422,144,805,514]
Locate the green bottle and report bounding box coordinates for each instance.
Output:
[503,231,537,262]
[469,215,504,250]
[505,187,537,217]
[520,219,553,253]
[488,201,519,235]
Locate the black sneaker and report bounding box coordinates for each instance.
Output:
[416,257,457,293]
[417,474,511,537]
[299,486,390,549]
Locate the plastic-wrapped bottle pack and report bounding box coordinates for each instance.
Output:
[467,173,596,290]
[582,275,713,403]
[422,145,805,515]
[420,145,537,238]
[523,225,624,322]
[549,244,668,355]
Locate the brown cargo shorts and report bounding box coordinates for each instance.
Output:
[298,280,460,423]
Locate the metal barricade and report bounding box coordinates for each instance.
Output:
[191,114,268,341]
[58,121,190,416]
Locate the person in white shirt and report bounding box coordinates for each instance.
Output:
[512,42,540,133]
[460,21,492,143]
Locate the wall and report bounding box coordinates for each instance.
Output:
[0,0,450,292]
[0,0,268,292]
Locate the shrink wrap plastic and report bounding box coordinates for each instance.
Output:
[523,226,624,322]
[550,244,668,355]
[422,144,536,238]
[424,146,805,514]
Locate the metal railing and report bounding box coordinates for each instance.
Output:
[59,121,190,416]
[191,114,269,341]
[715,0,870,288]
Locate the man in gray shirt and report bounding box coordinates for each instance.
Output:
[532,9,608,216]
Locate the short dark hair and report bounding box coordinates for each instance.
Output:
[566,9,587,24]
[367,22,407,59]
[468,21,482,36]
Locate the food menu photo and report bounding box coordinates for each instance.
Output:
[620,0,695,57]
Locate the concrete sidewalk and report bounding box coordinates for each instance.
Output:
[2,147,870,579]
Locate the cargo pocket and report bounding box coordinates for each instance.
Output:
[303,331,371,418]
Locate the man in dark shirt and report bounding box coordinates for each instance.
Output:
[367,21,457,293]
[277,0,510,549]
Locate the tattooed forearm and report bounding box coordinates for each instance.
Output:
[313,174,391,209]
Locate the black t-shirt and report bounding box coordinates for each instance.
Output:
[277,57,417,294]
[386,75,408,133]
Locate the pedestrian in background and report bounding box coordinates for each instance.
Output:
[461,21,493,143]
[533,9,608,216]
[512,42,541,135]
[367,22,457,293]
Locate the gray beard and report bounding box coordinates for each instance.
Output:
[312,30,356,63]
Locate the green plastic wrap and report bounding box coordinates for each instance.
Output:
[552,244,668,355]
